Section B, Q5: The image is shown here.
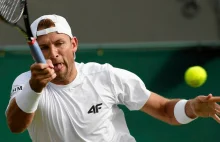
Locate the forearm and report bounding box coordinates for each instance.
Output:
[141,92,197,125]
[164,99,182,125]
[6,98,35,133]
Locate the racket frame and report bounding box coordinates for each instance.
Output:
[0,0,46,63]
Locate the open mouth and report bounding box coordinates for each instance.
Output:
[53,63,64,71]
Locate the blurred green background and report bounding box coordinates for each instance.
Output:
[1,42,220,142]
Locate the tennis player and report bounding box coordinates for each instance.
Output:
[5,14,220,142]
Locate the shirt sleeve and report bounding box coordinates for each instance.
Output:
[5,71,31,113]
[107,64,151,110]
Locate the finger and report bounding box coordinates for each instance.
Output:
[46,59,54,68]
[33,67,55,75]
[37,70,56,79]
[205,94,213,101]
[198,94,213,102]
[32,71,56,85]
[31,69,55,80]
[207,94,212,98]
[30,62,50,70]
[38,73,56,83]
[215,109,220,116]
[200,93,220,102]
[207,97,220,103]
[215,103,220,111]
[212,114,220,123]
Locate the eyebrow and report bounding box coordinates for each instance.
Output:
[39,44,48,47]
[39,39,64,46]
[54,39,64,42]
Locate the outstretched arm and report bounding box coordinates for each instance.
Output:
[141,92,220,125]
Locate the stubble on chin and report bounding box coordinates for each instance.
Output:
[51,64,74,85]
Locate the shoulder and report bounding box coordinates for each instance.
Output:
[12,71,31,85]
[76,62,112,75]
[75,62,137,79]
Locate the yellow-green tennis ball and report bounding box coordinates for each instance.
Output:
[184,66,207,88]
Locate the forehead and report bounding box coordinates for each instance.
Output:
[37,32,70,44]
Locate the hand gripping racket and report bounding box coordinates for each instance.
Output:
[0,0,46,63]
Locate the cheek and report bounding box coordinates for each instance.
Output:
[62,48,74,60]
[41,50,49,59]
[68,52,75,60]
[68,44,75,57]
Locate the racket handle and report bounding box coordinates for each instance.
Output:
[28,39,46,63]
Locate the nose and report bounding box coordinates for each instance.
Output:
[49,45,59,59]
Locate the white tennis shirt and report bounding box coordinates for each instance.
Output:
[7,62,151,142]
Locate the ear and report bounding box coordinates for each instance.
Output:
[71,36,78,53]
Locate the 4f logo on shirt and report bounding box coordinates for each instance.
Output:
[88,103,102,114]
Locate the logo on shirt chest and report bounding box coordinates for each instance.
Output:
[88,103,102,114]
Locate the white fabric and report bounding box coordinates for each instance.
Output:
[15,82,41,113]
[6,62,151,142]
[174,99,195,124]
[36,27,58,36]
[30,14,73,38]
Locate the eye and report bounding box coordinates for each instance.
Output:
[40,46,49,50]
[55,41,65,47]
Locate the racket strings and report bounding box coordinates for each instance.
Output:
[0,0,22,23]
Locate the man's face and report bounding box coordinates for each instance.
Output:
[37,32,78,84]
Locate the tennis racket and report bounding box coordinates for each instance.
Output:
[0,0,46,63]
